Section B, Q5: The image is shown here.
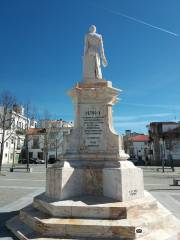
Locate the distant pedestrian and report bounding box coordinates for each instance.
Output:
[145,156,151,166]
[168,153,174,172]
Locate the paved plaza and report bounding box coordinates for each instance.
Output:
[0,164,180,239]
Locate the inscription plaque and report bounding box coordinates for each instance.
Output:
[81,107,105,148]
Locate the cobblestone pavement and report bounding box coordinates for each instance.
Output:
[0,164,180,239]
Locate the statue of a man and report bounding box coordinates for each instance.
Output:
[83,25,108,81]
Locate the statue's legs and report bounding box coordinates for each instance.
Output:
[95,54,102,79]
[83,54,102,80]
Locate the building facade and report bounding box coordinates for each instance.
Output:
[123,130,150,163]
[148,122,180,166]
[27,128,46,161]
[28,119,73,162]
[0,105,36,164]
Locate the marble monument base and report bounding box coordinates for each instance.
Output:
[7,161,179,239]
[45,161,144,202]
[6,191,180,239]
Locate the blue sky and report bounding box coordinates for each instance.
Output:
[0,0,180,134]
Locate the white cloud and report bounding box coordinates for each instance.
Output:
[121,103,180,110]
[113,112,177,133]
[114,113,173,122]
[114,120,149,127]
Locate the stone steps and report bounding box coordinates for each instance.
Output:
[6,215,180,240]
[18,203,172,239]
[19,205,136,239]
[6,216,91,240]
[6,216,129,240]
[6,192,180,240]
[33,194,126,220]
[33,192,158,220]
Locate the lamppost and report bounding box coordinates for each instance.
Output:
[55,139,57,161]
[43,132,48,169]
[160,138,165,172]
[10,137,16,172]
[12,141,16,169]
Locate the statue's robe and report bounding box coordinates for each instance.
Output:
[83,33,103,80]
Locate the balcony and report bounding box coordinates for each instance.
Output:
[15,128,25,135]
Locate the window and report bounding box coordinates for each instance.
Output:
[6,142,8,147]
[32,136,39,149]
[11,153,13,159]
[29,152,33,159]
[38,152,43,160]
[17,138,20,150]
[50,143,55,150]
[5,153,7,157]
[11,138,14,144]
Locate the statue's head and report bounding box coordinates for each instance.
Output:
[89,25,96,33]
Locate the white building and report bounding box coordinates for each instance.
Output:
[28,119,73,162]
[27,128,46,160]
[123,130,150,163]
[128,135,150,162]
[40,119,73,129]
[0,105,36,164]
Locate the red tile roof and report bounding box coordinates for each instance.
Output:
[130,135,149,142]
[27,128,46,135]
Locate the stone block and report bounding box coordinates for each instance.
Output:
[103,161,144,201]
[46,162,84,200]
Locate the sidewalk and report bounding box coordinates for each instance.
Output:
[141,166,180,177]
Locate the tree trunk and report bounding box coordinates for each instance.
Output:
[0,121,6,172]
[25,135,29,172]
[0,142,4,172]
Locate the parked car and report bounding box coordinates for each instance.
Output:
[19,158,45,164]
[30,158,45,164]
[36,159,45,164]
[29,158,38,164]
[134,159,145,166]
[128,158,145,166]
[18,158,35,164]
[48,158,57,164]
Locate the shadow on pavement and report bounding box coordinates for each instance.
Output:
[149,188,180,191]
[0,211,19,239]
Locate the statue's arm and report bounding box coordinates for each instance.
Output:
[84,35,88,55]
[99,36,108,67]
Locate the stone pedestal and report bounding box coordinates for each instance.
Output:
[45,80,145,202]
[6,79,180,239]
[46,161,144,202]
[61,81,128,163]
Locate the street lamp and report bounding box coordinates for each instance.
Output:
[160,138,165,172]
